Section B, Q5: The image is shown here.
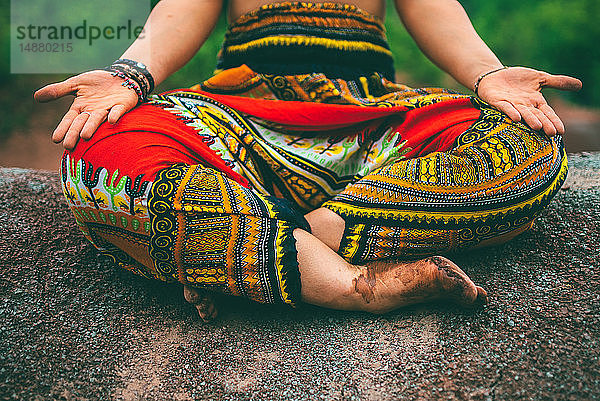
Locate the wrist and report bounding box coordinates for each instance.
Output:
[473,66,509,96]
[107,69,145,103]
[104,59,156,103]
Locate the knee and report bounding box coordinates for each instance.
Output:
[527,135,568,191]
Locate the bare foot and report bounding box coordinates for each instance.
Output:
[352,255,488,314]
[183,285,218,322]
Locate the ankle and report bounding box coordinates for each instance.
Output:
[304,208,345,251]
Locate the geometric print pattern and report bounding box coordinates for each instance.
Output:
[60,155,155,280]
[63,81,567,303]
[59,2,569,307]
[149,90,420,212]
[214,2,397,82]
[147,163,309,305]
[323,98,568,263]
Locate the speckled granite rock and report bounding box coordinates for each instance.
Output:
[0,153,599,401]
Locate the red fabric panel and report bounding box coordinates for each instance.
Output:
[169,89,476,133]
[67,91,482,185]
[67,103,249,186]
[397,100,482,158]
[180,89,481,156]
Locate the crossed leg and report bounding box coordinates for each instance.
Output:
[293,227,487,313]
[184,115,566,320]
[185,208,487,320]
[59,98,517,322]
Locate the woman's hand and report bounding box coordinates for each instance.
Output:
[476,66,582,136]
[34,70,139,150]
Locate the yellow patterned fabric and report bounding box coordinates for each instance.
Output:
[322,98,567,262]
[59,2,568,307]
[148,163,307,304]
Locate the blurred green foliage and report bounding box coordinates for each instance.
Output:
[463,0,598,106]
[385,0,599,106]
[1,0,599,139]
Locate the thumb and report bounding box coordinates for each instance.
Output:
[34,78,77,102]
[542,73,583,92]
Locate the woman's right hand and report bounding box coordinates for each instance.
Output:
[34,70,139,150]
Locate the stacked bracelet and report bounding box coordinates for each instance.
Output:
[109,69,145,101]
[104,58,155,103]
[112,59,155,94]
[473,66,509,96]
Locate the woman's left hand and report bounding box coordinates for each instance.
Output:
[476,66,582,136]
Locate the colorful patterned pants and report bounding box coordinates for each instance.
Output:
[60,3,567,306]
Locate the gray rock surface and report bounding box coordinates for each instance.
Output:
[0,153,599,400]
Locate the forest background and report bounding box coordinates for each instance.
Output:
[0,0,598,166]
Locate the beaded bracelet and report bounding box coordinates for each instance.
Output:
[473,66,509,96]
[109,69,144,102]
[112,59,155,94]
[109,63,150,97]
[104,59,155,103]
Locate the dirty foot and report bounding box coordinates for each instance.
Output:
[355,255,488,313]
[183,285,218,322]
[426,256,488,306]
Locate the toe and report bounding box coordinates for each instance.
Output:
[198,310,210,322]
[196,296,218,322]
[183,285,201,304]
[429,256,479,305]
[457,282,479,306]
[475,286,488,304]
[184,285,219,321]
[456,284,487,307]
[198,303,218,322]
